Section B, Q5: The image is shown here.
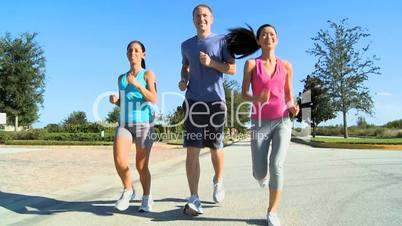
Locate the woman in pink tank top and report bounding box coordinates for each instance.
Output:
[226,24,299,226]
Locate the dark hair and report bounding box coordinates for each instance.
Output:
[126,40,146,68]
[256,24,277,39]
[226,24,277,59]
[192,4,213,17]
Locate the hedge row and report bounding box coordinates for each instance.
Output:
[0,131,113,143]
[4,140,112,145]
[315,126,402,138]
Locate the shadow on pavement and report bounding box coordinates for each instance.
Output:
[1,192,265,225]
[126,197,266,225]
[154,197,215,205]
[0,191,116,216]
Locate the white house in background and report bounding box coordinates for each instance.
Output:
[0,113,5,131]
[0,113,6,125]
[0,113,23,131]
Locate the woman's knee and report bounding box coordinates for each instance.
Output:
[269,161,284,175]
[136,162,149,175]
[253,166,268,180]
[253,174,266,180]
[115,160,129,172]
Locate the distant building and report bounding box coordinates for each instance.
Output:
[0,113,6,125]
[0,113,24,131]
[2,125,24,131]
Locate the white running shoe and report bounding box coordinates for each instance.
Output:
[258,177,269,188]
[267,213,281,226]
[138,195,153,212]
[115,187,135,211]
[213,180,225,203]
[183,196,203,216]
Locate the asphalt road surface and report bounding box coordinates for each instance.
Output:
[1,141,402,226]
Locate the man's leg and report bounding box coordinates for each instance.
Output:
[186,147,201,195]
[210,147,225,203]
[207,101,226,203]
[183,100,205,215]
[184,146,204,215]
[210,148,224,183]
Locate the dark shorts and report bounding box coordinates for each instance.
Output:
[183,99,226,149]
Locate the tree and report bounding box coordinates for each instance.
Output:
[44,123,63,133]
[168,105,185,134]
[384,119,402,129]
[224,79,250,135]
[62,111,103,133]
[63,111,88,126]
[59,111,104,133]
[356,116,368,128]
[299,75,336,137]
[106,106,120,123]
[0,32,46,130]
[307,19,380,138]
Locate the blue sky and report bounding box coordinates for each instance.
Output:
[1,0,401,128]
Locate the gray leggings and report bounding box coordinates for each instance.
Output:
[115,123,154,150]
[251,117,292,189]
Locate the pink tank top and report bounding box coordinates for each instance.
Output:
[251,57,289,120]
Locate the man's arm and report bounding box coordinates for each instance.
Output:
[200,51,236,75]
[181,63,190,82]
[179,63,189,91]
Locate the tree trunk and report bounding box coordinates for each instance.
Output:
[14,115,18,132]
[312,122,317,138]
[342,111,348,138]
[312,126,316,138]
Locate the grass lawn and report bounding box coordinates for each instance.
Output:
[312,137,402,145]
[166,139,183,145]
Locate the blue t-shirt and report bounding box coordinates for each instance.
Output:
[181,33,233,102]
[118,69,154,125]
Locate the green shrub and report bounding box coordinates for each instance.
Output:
[349,127,377,137]
[102,126,116,134]
[373,127,399,138]
[14,129,46,140]
[62,122,106,133]
[45,123,63,132]
[43,132,114,142]
[384,119,402,129]
[0,131,13,143]
[4,140,112,145]
[315,126,343,136]
[87,123,105,133]
[63,124,87,133]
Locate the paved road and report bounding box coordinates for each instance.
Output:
[1,141,402,226]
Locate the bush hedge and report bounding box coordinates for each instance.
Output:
[315,126,401,138]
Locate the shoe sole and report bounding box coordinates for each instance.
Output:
[213,195,224,203]
[213,192,225,203]
[115,204,129,211]
[138,207,151,212]
[115,193,135,211]
[183,204,203,216]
